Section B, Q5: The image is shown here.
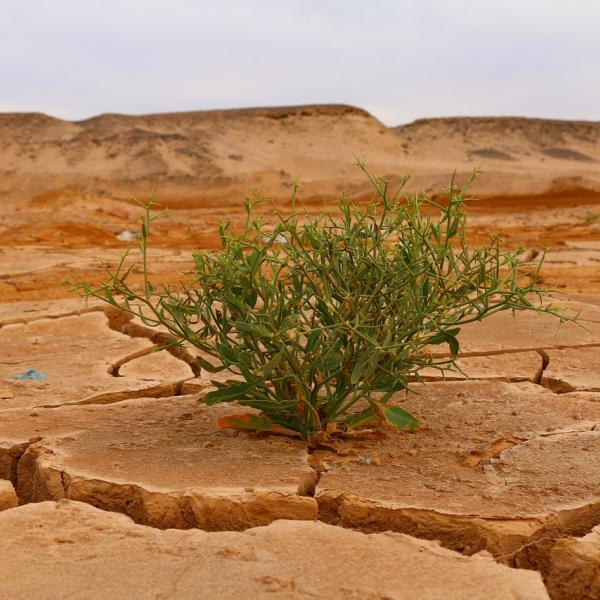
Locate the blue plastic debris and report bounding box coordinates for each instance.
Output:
[12,369,47,381]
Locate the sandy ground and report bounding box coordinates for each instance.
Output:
[1,105,600,599]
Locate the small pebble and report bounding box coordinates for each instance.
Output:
[116,230,137,242]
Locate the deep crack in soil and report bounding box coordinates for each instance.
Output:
[103,306,200,377]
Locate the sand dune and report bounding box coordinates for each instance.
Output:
[1,105,599,207]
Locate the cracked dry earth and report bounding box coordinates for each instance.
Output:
[4,109,600,598]
[1,301,600,599]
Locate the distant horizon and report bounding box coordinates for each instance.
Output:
[2,102,600,129]
[2,1,599,127]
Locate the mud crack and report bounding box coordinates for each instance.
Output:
[0,305,104,330]
[433,342,600,360]
[534,350,550,385]
[34,379,204,408]
[104,306,200,377]
[462,436,525,467]
[0,439,36,497]
[462,423,597,468]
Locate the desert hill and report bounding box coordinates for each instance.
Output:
[1,104,599,207]
[394,116,600,164]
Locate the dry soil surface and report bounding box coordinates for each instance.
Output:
[0,501,550,600]
[1,105,600,599]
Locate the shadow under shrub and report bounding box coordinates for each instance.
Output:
[71,163,567,439]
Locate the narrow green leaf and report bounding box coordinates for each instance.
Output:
[445,331,460,356]
[425,328,461,356]
[351,353,370,385]
[346,406,378,429]
[205,381,256,405]
[320,351,343,372]
[372,375,406,393]
[381,405,419,431]
[278,314,299,334]
[234,321,272,338]
[316,299,334,326]
[243,286,258,308]
[217,343,238,365]
[259,350,284,378]
[305,329,321,352]
[195,355,225,373]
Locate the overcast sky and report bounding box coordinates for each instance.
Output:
[1,0,599,125]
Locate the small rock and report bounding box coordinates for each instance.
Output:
[0,389,14,399]
[116,230,137,242]
[262,233,288,244]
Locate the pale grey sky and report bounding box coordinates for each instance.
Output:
[1,0,599,125]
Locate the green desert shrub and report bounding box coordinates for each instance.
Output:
[72,163,567,439]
